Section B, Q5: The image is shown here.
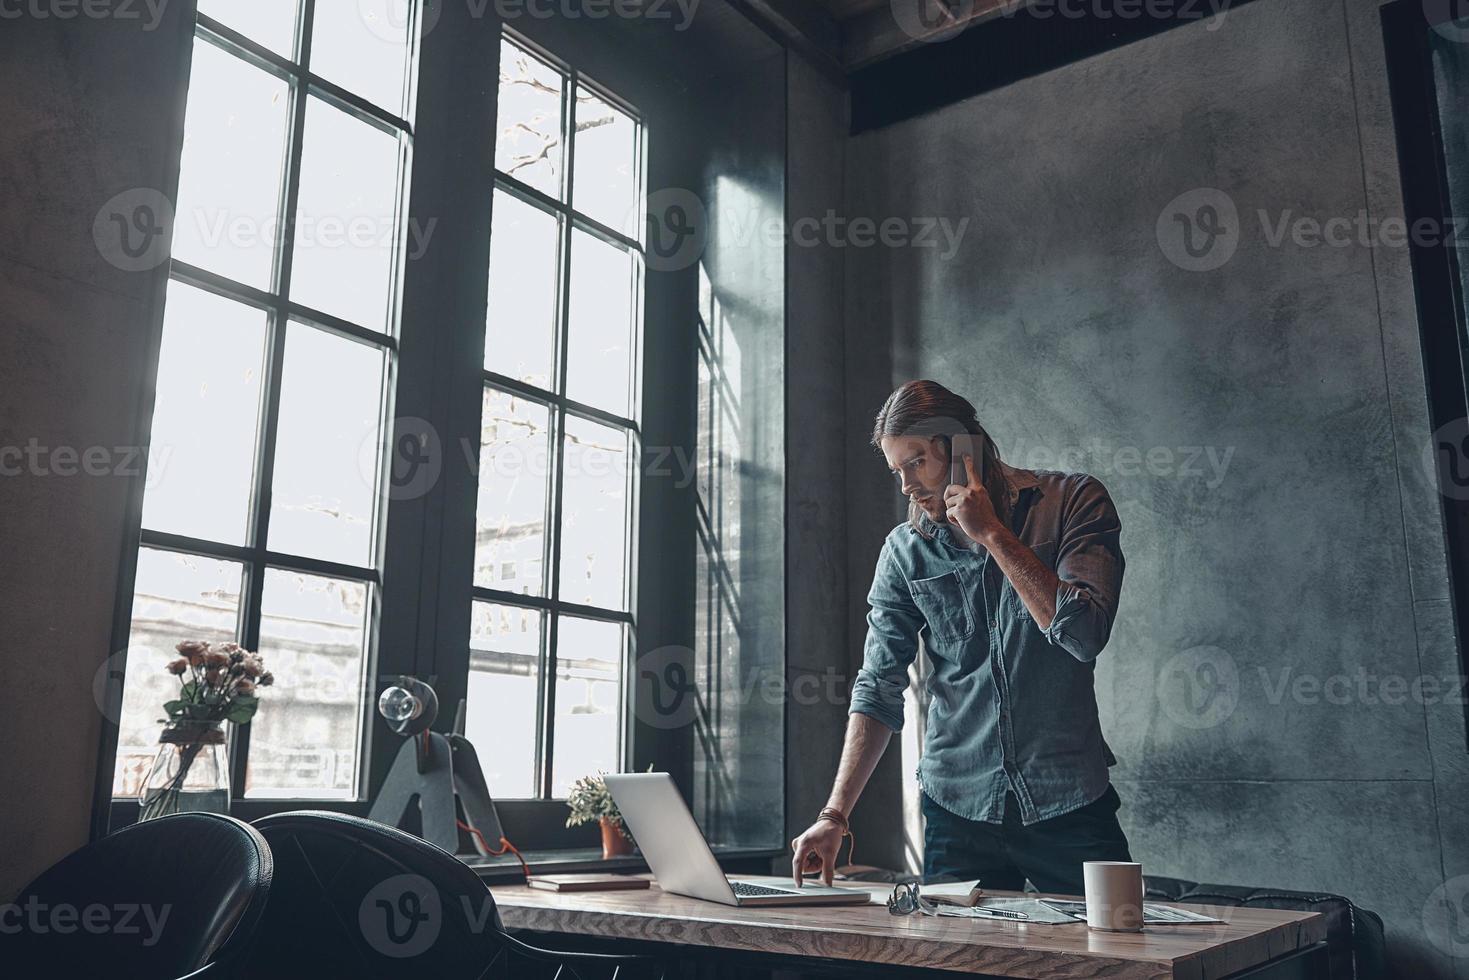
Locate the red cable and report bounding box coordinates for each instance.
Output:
[459,819,531,879]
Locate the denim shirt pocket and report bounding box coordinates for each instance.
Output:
[909,569,976,647]
[1006,539,1056,621]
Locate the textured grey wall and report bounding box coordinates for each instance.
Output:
[839,0,1468,975]
[785,52,852,851]
[0,9,193,898]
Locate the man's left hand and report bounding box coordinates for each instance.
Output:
[945,453,1000,545]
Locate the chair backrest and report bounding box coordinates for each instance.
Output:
[238,811,508,980]
[1144,875,1387,980]
[10,812,272,980]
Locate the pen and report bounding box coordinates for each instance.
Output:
[969,907,1029,920]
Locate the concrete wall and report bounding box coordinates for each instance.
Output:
[784,52,852,851]
[839,0,1468,975]
[0,9,194,898]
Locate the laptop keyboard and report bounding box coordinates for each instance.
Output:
[730,881,795,898]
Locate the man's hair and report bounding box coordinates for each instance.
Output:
[871,380,1010,539]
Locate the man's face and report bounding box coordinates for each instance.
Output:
[881,435,950,522]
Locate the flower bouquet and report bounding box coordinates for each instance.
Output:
[138,640,274,821]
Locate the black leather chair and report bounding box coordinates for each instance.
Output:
[1145,876,1387,980]
[238,811,664,980]
[7,812,272,980]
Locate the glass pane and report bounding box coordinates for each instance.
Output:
[247,568,369,798]
[475,389,550,594]
[172,41,291,289]
[565,229,635,417]
[572,86,638,231]
[558,416,630,610]
[496,38,565,198]
[290,97,402,333]
[268,323,386,566]
[198,0,299,57]
[112,550,244,797]
[550,615,623,797]
[310,0,413,116]
[466,601,543,798]
[141,282,267,544]
[486,190,559,388]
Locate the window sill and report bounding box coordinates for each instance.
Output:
[467,845,785,884]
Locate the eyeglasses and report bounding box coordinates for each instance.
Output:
[887,881,939,917]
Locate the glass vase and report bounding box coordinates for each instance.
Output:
[138,721,230,821]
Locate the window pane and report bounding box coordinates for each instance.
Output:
[550,615,622,797]
[290,97,402,332]
[476,389,550,594]
[247,569,369,798]
[558,416,630,610]
[466,601,543,798]
[141,282,267,544]
[172,41,291,289]
[112,550,244,797]
[198,0,299,58]
[565,230,635,417]
[572,87,637,231]
[268,323,386,567]
[496,38,565,198]
[310,0,413,116]
[486,190,559,388]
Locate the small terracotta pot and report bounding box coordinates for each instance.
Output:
[600,816,632,859]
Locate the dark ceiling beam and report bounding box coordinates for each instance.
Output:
[726,0,848,83]
[843,0,1014,71]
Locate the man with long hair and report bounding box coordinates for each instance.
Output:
[790,380,1130,894]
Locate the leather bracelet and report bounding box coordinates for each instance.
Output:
[817,807,849,832]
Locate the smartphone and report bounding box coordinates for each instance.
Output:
[950,432,984,489]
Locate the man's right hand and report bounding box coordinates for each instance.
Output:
[790,817,846,887]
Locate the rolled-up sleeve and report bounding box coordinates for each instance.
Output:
[849,539,923,731]
[1041,477,1125,663]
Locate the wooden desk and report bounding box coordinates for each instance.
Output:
[491,879,1328,980]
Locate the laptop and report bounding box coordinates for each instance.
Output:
[603,772,870,908]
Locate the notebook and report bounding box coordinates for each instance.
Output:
[525,874,652,893]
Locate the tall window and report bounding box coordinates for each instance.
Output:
[112,1,419,800]
[465,34,644,800]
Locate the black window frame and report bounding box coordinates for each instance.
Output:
[474,28,647,801]
[101,0,424,828]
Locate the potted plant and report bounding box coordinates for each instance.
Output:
[565,772,635,859]
[137,640,274,821]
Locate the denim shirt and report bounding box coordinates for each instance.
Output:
[849,461,1124,826]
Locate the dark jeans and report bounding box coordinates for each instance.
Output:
[922,785,1133,895]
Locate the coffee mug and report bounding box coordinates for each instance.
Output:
[1082,861,1144,932]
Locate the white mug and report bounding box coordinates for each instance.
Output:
[1082,861,1144,932]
